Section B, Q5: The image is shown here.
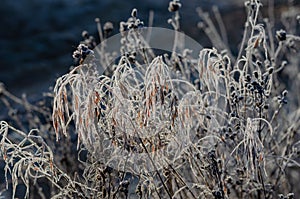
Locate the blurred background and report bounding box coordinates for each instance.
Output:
[0,0,298,98]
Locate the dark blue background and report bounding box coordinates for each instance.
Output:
[0,0,295,98]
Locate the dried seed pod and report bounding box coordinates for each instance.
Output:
[212,190,224,199]
[268,67,274,74]
[253,71,259,79]
[81,30,89,39]
[263,104,269,109]
[256,60,262,66]
[135,184,142,197]
[119,21,128,33]
[282,90,288,97]
[103,22,113,34]
[168,0,182,12]
[276,29,287,41]
[226,176,233,184]
[245,74,251,82]
[72,50,81,59]
[251,2,258,10]
[287,193,294,199]
[163,167,170,177]
[131,8,137,18]
[244,1,250,7]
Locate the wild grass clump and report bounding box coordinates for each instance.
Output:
[1,0,300,198]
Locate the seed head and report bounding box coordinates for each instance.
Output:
[287,193,294,199]
[81,30,89,39]
[268,67,274,74]
[276,29,287,41]
[131,8,137,18]
[103,22,114,34]
[282,90,288,97]
[168,0,181,12]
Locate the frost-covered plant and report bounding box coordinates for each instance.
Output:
[1,0,300,198]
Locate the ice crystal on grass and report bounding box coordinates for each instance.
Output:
[1,0,300,198]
